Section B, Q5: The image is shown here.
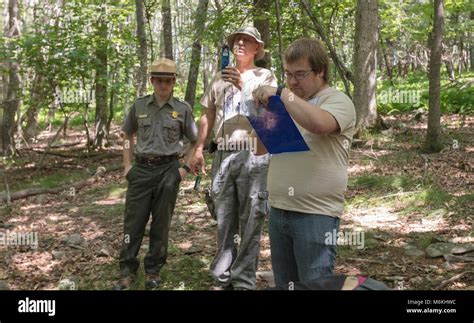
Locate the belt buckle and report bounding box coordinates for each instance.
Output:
[150,157,162,166]
[141,157,153,166]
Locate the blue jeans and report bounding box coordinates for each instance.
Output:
[269,207,340,287]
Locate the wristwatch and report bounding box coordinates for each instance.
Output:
[276,85,285,96]
[182,164,191,173]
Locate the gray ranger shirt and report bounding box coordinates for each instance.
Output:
[122,94,198,157]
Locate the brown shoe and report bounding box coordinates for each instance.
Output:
[113,276,135,290]
[145,274,161,290]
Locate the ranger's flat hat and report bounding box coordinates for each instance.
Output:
[149,58,176,77]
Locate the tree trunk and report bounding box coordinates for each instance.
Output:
[379,35,394,84]
[212,0,224,72]
[300,0,353,97]
[470,11,474,72]
[275,0,284,84]
[135,0,148,96]
[424,0,444,153]
[93,6,108,149]
[106,66,118,141]
[444,60,455,81]
[253,0,271,68]
[24,73,44,141]
[2,0,21,156]
[458,39,465,74]
[471,43,474,72]
[81,76,92,150]
[184,0,209,109]
[353,0,378,131]
[162,0,173,60]
[0,99,3,155]
[23,3,42,142]
[202,45,209,92]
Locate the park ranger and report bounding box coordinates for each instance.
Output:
[114,58,198,290]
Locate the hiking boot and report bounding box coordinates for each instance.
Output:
[113,276,135,290]
[145,274,161,290]
[216,272,230,284]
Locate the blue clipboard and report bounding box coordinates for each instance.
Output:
[246,96,309,154]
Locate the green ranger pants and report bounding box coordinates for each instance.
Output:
[119,159,181,277]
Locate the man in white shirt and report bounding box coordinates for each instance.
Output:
[190,27,277,290]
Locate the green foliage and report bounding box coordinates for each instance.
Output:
[193,102,205,119]
[4,2,138,133]
[377,72,474,114]
[347,173,458,219]
[350,174,415,193]
[159,255,212,290]
[379,0,432,44]
[440,84,474,114]
[423,188,453,208]
[1,0,471,135]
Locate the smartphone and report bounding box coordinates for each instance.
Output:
[221,44,230,71]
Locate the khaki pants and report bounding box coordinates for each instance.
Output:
[209,150,270,290]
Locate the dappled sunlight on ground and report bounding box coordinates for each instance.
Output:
[347,162,376,176]
[351,148,393,159]
[45,214,71,222]
[0,113,471,290]
[346,204,453,234]
[179,203,207,214]
[80,223,106,241]
[450,221,472,231]
[93,198,123,206]
[334,264,362,276]
[11,251,60,286]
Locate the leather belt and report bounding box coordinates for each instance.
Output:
[135,155,177,166]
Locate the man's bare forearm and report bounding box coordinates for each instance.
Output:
[255,135,267,155]
[195,108,216,151]
[280,88,339,135]
[249,129,267,155]
[123,132,135,169]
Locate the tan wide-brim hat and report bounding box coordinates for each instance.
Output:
[148,58,177,77]
[227,26,265,61]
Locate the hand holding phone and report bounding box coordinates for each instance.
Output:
[221,44,230,71]
[221,44,242,90]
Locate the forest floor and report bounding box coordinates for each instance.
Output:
[0,112,472,290]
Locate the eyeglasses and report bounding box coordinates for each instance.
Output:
[284,70,314,81]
